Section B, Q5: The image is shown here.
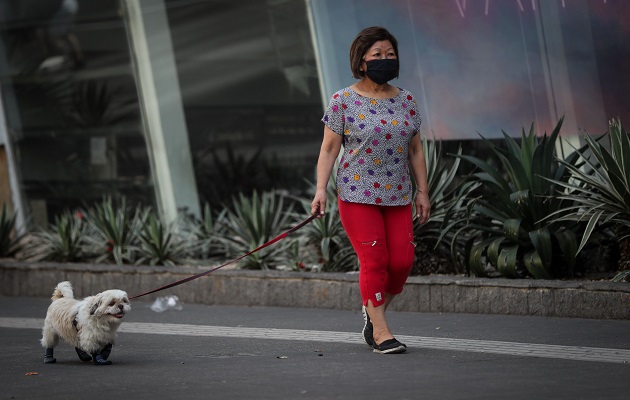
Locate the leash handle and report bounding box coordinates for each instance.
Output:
[129,213,319,299]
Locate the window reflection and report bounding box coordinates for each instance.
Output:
[0,0,151,226]
[165,0,323,208]
[309,0,630,140]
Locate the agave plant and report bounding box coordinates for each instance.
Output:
[181,203,226,261]
[134,211,201,266]
[292,178,358,272]
[81,197,141,264]
[62,80,137,128]
[454,118,583,279]
[549,118,630,275]
[612,270,630,282]
[0,203,21,257]
[217,190,294,270]
[21,210,85,262]
[194,146,268,209]
[416,137,480,273]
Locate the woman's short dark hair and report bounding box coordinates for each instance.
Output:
[349,26,399,79]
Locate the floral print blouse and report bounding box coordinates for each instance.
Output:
[322,87,422,206]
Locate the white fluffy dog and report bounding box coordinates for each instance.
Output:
[41,281,131,365]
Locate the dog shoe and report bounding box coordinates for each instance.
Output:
[361,305,374,346]
[44,348,56,364]
[93,354,112,365]
[100,343,113,360]
[75,347,92,362]
[372,338,407,354]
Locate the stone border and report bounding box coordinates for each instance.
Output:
[1,261,628,319]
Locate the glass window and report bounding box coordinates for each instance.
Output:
[0,0,151,226]
[309,0,630,140]
[165,0,323,208]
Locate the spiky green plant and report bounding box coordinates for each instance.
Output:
[0,203,21,257]
[292,178,358,272]
[454,118,583,279]
[184,203,226,260]
[194,146,267,209]
[63,80,137,128]
[612,270,630,282]
[217,190,294,270]
[296,200,357,272]
[547,118,630,277]
[81,197,140,264]
[551,119,630,248]
[21,210,85,262]
[417,137,480,272]
[134,211,201,266]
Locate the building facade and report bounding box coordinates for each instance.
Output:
[1,0,628,230]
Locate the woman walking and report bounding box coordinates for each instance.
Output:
[311,26,431,354]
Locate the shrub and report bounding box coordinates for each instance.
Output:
[216,190,295,270]
[0,203,21,257]
[453,118,583,279]
[134,210,202,266]
[416,137,480,274]
[183,203,226,261]
[549,118,630,276]
[291,178,357,272]
[21,210,85,262]
[81,197,141,264]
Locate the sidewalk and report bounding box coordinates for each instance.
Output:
[1,296,629,400]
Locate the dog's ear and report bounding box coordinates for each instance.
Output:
[90,299,102,315]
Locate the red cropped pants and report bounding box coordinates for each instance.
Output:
[338,198,416,308]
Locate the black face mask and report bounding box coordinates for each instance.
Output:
[365,59,399,84]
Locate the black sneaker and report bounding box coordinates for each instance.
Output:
[362,305,374,346]
[372,338,407,354]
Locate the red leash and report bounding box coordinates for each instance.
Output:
[129,213,319,299]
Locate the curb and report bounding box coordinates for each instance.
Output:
[1,260,629,319]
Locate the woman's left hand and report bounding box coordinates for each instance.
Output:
[415,190,431,224]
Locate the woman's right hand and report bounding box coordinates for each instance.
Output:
[311,126,342,219]
[311,190,328,218]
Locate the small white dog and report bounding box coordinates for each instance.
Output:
[41,281,131,365]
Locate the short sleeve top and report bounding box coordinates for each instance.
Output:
[322,87,422,206]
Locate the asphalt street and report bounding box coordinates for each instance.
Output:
[1,295,629,400]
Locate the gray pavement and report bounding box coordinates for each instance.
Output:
[0,296,629,400]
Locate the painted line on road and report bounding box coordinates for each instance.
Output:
[2,317,629,364]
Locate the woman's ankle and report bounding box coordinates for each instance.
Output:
[372,327,394,345]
